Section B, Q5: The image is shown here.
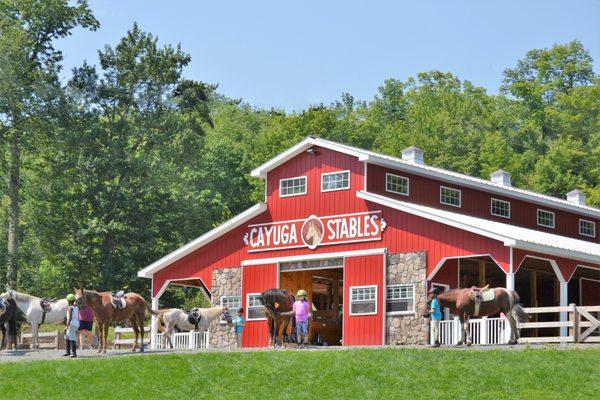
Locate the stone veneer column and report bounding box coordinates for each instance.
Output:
[209,267,242,349]
[386,252,428,345]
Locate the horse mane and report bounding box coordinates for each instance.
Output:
[11,290,38,302]
[259,289,292,307]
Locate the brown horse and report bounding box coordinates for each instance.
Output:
[428,286,528,345]
[258,289,295,348]
[75,288,156,353]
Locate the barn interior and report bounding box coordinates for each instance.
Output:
[279,259,344,346]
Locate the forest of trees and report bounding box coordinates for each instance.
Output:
[1,1,598,305]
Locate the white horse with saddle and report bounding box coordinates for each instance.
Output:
[155,306,231,349]
[6,289,69,349]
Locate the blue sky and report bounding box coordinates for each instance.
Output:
[56,0,600,111]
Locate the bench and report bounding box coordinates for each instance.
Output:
[113,326,151,349]
[20,330,66,349]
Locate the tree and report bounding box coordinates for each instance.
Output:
[0,0,98,287]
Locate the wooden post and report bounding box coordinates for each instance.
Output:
[571,303,579,343]
[478,260,486,287]
[530,270,538,337]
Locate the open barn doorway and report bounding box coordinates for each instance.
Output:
[279,258,344,346]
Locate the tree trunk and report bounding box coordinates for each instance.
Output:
[6,131,21,287]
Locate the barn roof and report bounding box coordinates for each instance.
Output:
[137,203,268,279]
[251,137,600,218]
[358,190,600,265]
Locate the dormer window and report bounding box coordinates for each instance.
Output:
[386,173,409,196]
[280,176,307,197]
[537,209,555,228]
[579,219,596,237]
[440,186,461,207]
[321,170,350,192]
[491,198,510,218]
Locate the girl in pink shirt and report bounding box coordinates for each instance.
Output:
[293,289,311,348]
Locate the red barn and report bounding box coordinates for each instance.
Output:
[139,137,599,348]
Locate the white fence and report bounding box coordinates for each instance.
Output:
[154,331,210,350]
[434,316,511,346]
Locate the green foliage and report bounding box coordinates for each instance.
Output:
[1,12,597,311]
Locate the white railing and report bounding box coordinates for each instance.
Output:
[154,330,210,350]
[433,316,510,346]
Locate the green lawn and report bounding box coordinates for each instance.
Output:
[1,347,598,399]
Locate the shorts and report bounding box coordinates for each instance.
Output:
[78,321,93,331]
[296,320,309,336]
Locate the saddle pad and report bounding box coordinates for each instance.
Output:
[481,289,495,302]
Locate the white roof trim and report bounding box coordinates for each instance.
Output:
[358,190,600,265]
[251,136,600,218]
[137,203,268,278]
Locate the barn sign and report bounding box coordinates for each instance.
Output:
[243,211,386,252]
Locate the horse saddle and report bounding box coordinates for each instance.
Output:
[40,299,54,312]
[470,285,495,316]
[110,291,126,310]
[186,312,201,329]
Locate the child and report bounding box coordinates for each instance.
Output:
[293,289,311,348]
[63,293,80,358]
[428,288,442,347]
[234,307,244,348]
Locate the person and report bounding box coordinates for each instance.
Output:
[78,303,94,349]
[428,287,442,347]
[292,289,311,348]
[63,294,80,358]
[234,307,244,348]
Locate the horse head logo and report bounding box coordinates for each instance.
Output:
[301,216,324,249]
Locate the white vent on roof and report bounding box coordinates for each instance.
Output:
[566,189,586,206]
[490,169,511,187]
[401,146,424,165]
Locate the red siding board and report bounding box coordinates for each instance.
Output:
[367,164,599,243]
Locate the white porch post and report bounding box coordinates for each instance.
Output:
[453,316,461,345]
[150,297,159,350]
[505,273,515,291]
[480,316,488,345]
[560,281,568,337]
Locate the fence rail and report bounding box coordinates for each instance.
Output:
[432,304,599,346]
[154,331,209,350]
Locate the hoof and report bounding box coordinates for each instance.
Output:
[456,341,464,346]
[466,341,472,346]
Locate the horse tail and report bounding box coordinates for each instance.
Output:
[145,302,159,317]
[509,290,529,323]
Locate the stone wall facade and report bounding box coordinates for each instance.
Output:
[209,267,241,349]
[386,252,429,345]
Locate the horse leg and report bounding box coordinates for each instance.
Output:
[0,324,6,351]
[96,322,103,353]
[138,312,145,352]
[130,318,139,352]
[103,323,109,354]
[505,311,518,345]
[166,325,174,349]
[465,317,472,346]
[30,323,39,350]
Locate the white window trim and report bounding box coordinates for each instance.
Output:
[279,175,307,198]
[579,219,596,237]
[349,285,378,316]
[536,209,555,229]
[490,198,511,219]
[440,185,462,208]
[320,170,351,193]
[219,295,241,325]
[386,283,415,316]
[246,293,266,321]
[385,173,410,196]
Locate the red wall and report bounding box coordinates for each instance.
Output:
[367,164,599,243]
[153,146,513,296]
[343,254,385,346]
[580,279,600,306]
[241,263,277,348]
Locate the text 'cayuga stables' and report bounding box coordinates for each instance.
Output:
[243,211,386,252]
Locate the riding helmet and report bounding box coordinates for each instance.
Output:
[66,294,76,302]
[296,289,308,297]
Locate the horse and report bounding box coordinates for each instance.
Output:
[428,286,528,346]
[5,289,69,349]
[154,306,230,349]
[0,295,18,351]
[303,220,323,248]
[74,288,156,353]
[258,289,295,348]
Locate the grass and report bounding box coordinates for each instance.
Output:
[1,347,598,399]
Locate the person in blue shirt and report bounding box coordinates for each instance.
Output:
[428,287,443,347]
[234,307,245,348]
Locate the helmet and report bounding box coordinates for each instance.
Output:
[66,294,76,302]
[296,289,307,297]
